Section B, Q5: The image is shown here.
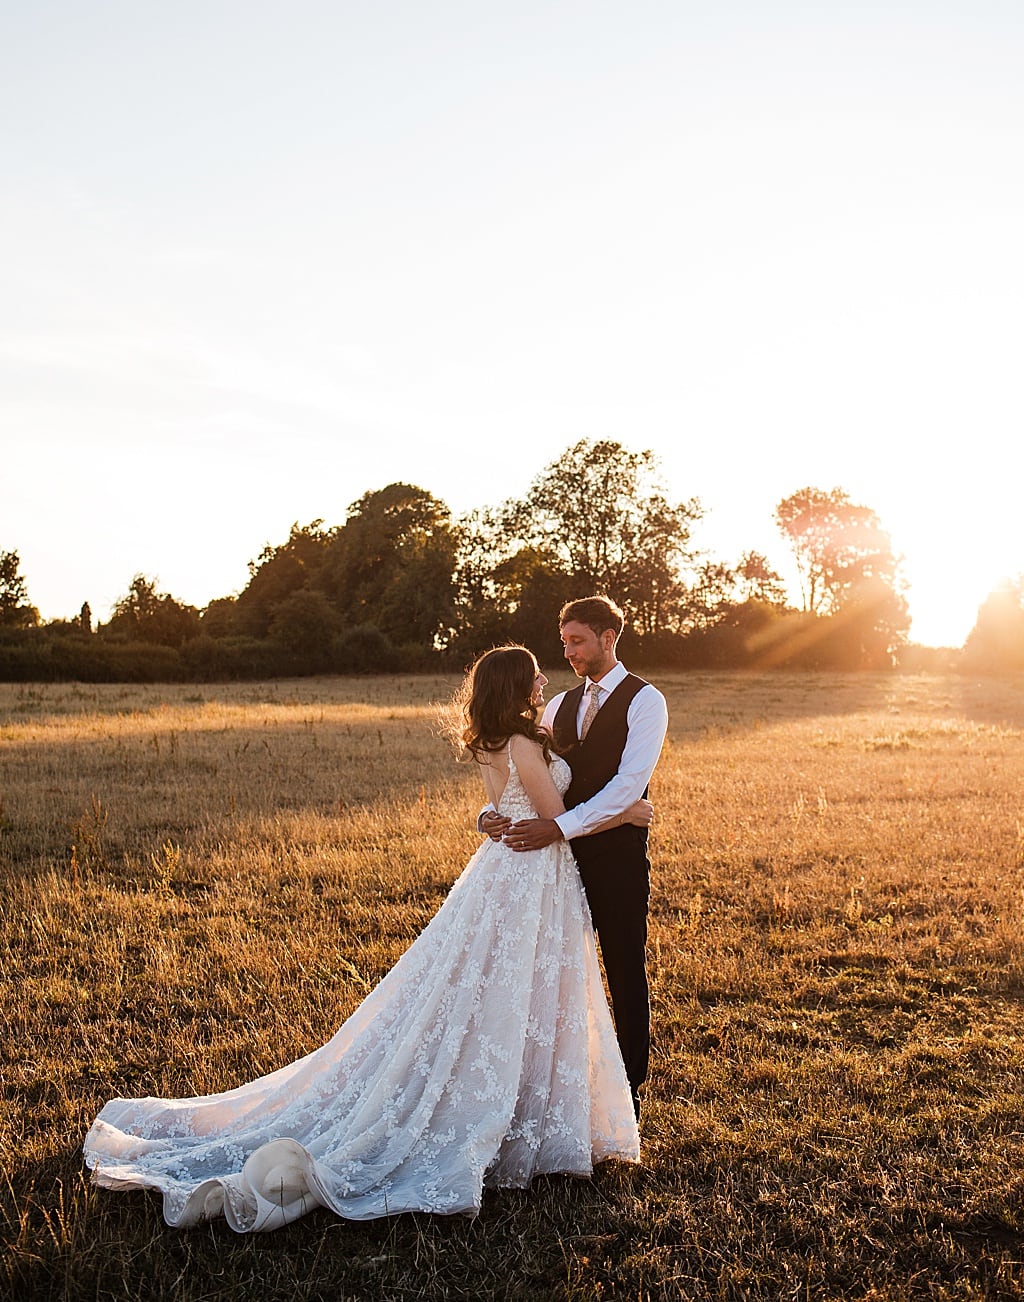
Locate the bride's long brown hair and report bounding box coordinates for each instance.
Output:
[448,645,552,763]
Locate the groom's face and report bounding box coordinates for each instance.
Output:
[560,620,616,681]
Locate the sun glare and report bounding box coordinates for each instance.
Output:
[903,549,1021,650]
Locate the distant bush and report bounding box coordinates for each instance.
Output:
[331,625,399,674]
[95,642,185,682]
[0,631,185,682]
[179,635,293,681]
[0,637,42,681]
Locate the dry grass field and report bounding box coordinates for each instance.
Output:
[2,671,1023,1300]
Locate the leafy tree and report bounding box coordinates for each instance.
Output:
[963,578,1024,671]
[105,575,200,647]
[0,550,40,628]
[234,521,335,638]
[450,507,520,653]
[830,574,911,668]
[318,484,458,648]
[499,439,702,634]
[622,494,698,637]
[450,505,570,661]
[488,546,570,663]
[200,596,238,637]
[680,560,738,631]
[775,487,895,614]
[774,487,909,664]
[675,552,789,640]
[269,588,340,669]
[78,601,92,634]
[735,551,788,606]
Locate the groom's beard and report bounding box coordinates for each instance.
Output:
[568,655,603,680]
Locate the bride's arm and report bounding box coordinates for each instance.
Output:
[507,735,566,821]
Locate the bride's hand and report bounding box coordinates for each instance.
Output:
[481,811,511,842]
[624,798,654,828]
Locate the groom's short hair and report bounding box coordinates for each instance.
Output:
[559,596,624,639]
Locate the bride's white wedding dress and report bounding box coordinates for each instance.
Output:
[83,752,640,1231]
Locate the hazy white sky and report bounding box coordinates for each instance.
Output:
[3,1,1022,647]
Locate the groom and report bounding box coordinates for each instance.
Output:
[495,595,668,1118]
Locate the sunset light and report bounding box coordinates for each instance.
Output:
[7,8,1024,1289]
[3,3,1022,650]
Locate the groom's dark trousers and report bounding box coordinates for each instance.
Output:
[552,676,651,1104]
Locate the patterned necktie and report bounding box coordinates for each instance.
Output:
[579,682,602,739]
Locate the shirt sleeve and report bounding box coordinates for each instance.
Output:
[553,684,668,840]
[539,695,561,735]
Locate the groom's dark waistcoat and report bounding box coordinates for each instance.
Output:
[552,673,650,865]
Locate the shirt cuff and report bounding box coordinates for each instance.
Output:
[554,809,583,841]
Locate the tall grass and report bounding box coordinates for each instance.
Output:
[2,672,1023,1300]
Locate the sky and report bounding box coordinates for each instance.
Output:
[3,1,1022,649]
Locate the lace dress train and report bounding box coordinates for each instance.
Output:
[83,755,640,1230]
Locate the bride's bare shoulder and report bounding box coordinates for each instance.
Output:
[508,732,542,753]
[508,734,547,768]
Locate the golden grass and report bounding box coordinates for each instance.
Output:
[2,672,1024,1300]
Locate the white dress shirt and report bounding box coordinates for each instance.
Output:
[540,661,668,841]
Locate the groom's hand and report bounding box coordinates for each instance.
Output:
[504,818,563,851]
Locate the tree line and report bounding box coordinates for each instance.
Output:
[1,440,1020,680]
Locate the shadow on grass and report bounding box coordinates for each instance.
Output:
[950,673,1024,730]
[4,1143,650,1302]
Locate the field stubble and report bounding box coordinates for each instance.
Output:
[1,671,1023,1300]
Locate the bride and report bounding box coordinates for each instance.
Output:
[84,646,646,1232]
